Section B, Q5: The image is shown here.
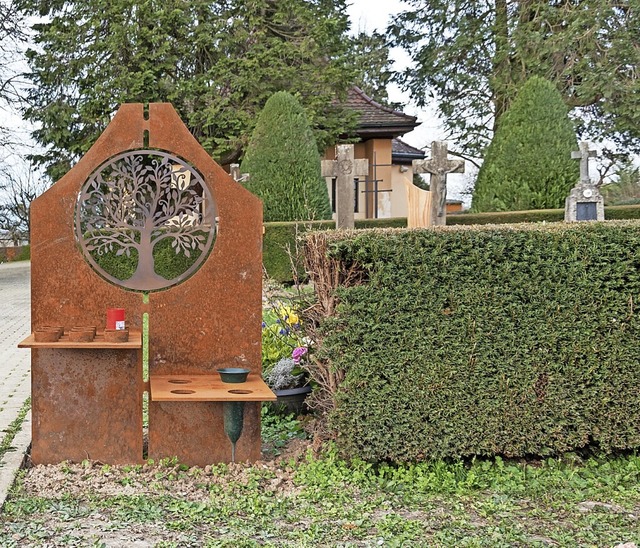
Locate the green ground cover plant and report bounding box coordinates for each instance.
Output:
[1,442,639,546]
[0,398,30,462]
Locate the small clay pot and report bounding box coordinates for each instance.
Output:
[34,329,61,343]
[40,325,64,338]
[69,328,95,342]
[104,328,129,343]
[72,326,96,336]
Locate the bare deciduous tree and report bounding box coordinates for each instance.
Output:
[0,0,27,149]
[0,162,46,244]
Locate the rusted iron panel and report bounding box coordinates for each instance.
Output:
[28,103,264,465]
[31,348,143,465]
[148,402,261,467]
[144,104,263,464]
[30,104,148,333]
[150,374,276,402]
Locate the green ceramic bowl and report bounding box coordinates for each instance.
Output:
[217,368,250,383]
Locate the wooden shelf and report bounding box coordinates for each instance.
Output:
[18,331,142,349]
[150,374,276,402]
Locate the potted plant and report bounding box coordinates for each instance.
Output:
[261,295,313,414]
[264,347,311,414]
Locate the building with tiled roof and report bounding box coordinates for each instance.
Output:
[392,137,426,165]
[343,87,421,139]
[323,87,426,220]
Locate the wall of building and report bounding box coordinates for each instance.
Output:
[324,140,402,220]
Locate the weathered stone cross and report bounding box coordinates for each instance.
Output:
[412,141,465,226]
[321,144,369,229]
[571,142,597,184]
[230,163,250,184]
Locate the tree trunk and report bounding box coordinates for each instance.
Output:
[125,228,167,290]
[492,0,511,132]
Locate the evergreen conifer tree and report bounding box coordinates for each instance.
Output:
[18,0,360,181]
[240,92,331,222]
[472,77,579,212]
[391,1,640,157]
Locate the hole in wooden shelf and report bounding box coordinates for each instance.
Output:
[170,389,196,394]
[168,379,191,384]
[228,389,253,395]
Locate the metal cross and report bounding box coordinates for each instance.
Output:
[412,141,464,226]
[322,144,369,229]
[571,142,597,184]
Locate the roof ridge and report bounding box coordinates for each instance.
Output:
[351,86,417,122]
[393,136,424,150]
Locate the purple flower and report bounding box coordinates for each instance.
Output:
[292,346,308,364]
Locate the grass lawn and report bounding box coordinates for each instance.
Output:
[0,409,639,547]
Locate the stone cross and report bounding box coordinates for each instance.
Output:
[321,144,369,229]
[412,141,465,226]
[230,163,250,183]
[571,142,597,184]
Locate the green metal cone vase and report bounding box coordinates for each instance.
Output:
[223,401,245,462]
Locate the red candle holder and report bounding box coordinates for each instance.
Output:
[106,308,125,330]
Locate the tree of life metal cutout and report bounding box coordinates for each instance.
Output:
[75,150,217,291]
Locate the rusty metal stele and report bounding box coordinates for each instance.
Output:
[75,149,217,291]
[27,103,265,466]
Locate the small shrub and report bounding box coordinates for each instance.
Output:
[261,290,308,374]
[241,91,332,222]
[12,245,31,261]
[264,358,305,390]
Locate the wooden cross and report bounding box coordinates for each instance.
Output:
[412,141,464,226]
[571,142,597,184]
[321,144,369,229]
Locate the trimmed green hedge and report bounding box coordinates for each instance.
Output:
[448,209,564,224]
[606,204,640,220]
[263,218,407,283]
[448,204,640,225]
[0,245,30,262]
[316,221,640,462]
[263,207,640,283]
